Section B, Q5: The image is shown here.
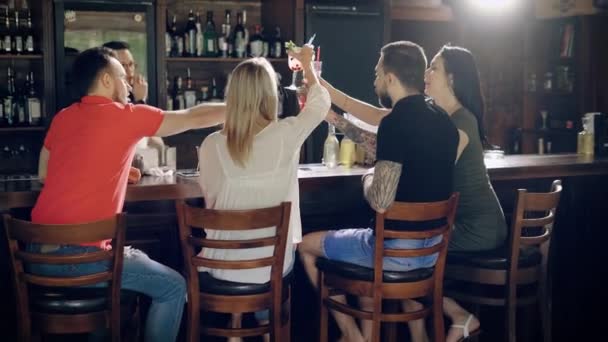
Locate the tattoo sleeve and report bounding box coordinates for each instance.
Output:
[329,113,377,160]
[363,160,402,213]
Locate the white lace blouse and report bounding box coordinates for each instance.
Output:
[196,84,331,283]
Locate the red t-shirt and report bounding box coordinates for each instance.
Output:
[31,96,164,249]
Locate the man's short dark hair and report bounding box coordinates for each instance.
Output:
[380,41,427,92]
[72,47,117,99]
[102,41,130,51]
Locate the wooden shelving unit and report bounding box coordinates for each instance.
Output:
[0,54,43,60]
[166,57,286,63]
[0,126,46,133]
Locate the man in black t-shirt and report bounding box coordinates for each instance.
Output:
[299,41,466,342]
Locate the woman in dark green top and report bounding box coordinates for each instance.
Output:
[425,44,507,341]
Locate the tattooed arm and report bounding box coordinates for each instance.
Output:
[326,109,377,160]
[362,160,402,214]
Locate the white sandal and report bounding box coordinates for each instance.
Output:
[451,314,480,341]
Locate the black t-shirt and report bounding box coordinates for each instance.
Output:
[375,94,459,230]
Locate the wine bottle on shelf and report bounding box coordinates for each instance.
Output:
[164,11,172,57]
[174,76,185,110]
[24,9,33,54]
[233,12,246,58]
[3,67,14,126]
[184,68,196,108]
[1,7,9,54]
[271,26,284,58]
[242,10,249,54]
[261,26,270,58]
[195,12,203,57]
[169,15,180,57]
[203,11,218,57]
[165,72,173,110]
[218,10,230,58]
[185,9,197,57]
[26,71,41,126]
[210,77,219,101]
[249,24,263,57]
[13,9,22,54]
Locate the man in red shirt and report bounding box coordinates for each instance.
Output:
[29,47,224,342]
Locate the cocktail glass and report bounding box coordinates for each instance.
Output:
[286,56,303,90]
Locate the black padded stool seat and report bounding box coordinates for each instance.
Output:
[30,286,139,314]
[316,257,434,283]
[199,271,294,296]
[447,246,542,270]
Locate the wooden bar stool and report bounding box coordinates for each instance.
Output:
[316,193,460,342]
[445,180,562,342]
[3,213,138,342]
[176,200,292,342]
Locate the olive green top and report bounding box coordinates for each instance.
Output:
[449,108,508,251]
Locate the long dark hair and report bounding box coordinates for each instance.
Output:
[439,45,488,146]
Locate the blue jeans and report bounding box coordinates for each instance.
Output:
[322,228,442,271]
[27,245,186,342]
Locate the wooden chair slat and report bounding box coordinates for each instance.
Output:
[202,326,270,338]
[384,199,452,221]
[192,256,274,270]
[522,193,561,212]
[24,272,113,287]
[6,216,119,244]
[17,250,114,265]
[188,235,278,249]
[384,242,444,258]
[384,224,449,239]
[185,205,284,230]
[521,213,554,228]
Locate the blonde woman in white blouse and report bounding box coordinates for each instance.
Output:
[197,45,330,341]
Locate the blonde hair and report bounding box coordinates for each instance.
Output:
[223,58,278,167]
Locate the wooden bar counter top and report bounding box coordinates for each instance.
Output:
[2,154,608,209]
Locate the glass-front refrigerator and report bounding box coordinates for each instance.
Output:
[53,0,156,111]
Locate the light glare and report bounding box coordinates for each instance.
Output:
[468,0,519,13]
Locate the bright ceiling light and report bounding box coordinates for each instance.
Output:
[467,0,520,13]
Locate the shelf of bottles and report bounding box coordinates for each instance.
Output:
[0,2,43,130]
[165,5,288,110]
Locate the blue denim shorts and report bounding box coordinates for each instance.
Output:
[322,228,442,271]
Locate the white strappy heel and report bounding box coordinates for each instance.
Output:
[451,314,481,341]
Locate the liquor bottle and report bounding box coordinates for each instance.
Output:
[174,76,185,110]
[24,10,33,53]
[13,9,22,54]
[210,77,219,101]
[169,15,180,57]
[3,67,14,126]
[270,26,284,58]
[3,7,12,54]
[203,11,218,57]
[261,26,269,58]
[184,68,197,108]
[26,71,41,125]
[185,9,197,57]
[249,24,263,57]
[0,5,5,54]
[166,72,173,110]
[218,10,230,58]
[323,124,339,168]
[233,12,246,58]
[16,76,27,125]
[242,10,249,54]
[165,11,172,57]
[195,12,203,57]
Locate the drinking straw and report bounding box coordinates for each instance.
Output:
[316,46,321,61]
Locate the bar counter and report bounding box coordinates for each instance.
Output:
[2,154,608,209]
[1,153,608,341]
